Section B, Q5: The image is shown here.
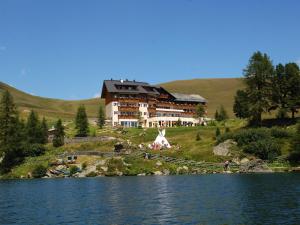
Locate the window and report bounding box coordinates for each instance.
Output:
[144,112,147,115]
[114,111,118,115]
[113,102,117,106]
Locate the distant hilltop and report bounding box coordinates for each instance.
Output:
[0,78,244,119]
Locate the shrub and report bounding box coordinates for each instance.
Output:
[225,127,230,133]
[216,132,234,144]
[32,164,47,178]
[270,127,290,138]
[24,144,46,157]
[82,162,87,170]
[69,165,79,176]
[234,128,270,146]
[196,132,201,141]
[243,139,281,161]
[215,127,221,137]
[288,123,300,163]
[107,158,125,173]
[86,171,97,177]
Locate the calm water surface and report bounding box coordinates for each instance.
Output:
[0,174,300,225]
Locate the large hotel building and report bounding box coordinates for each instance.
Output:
[101,79,207,128]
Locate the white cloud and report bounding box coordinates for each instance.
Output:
[93,92,101,98]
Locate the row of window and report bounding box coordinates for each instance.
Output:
[113,102,148,107]
[114,111,148,116]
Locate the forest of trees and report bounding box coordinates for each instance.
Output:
[233,51,300,125]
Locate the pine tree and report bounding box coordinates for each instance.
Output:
[215,127,221,137]
[52,119,65,147]
[26,110,40,144]
[285,63,300,119]
[214,110,219,121]
[219,105,228,121]
[0,91,24,172]
[40,117,48,144]
[97,105,105,129]
[243,51,274,124]
[75,105,89,137]
[233,90,250,119]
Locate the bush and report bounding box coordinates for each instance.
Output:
[69,165,79,176]
[196,132,201,141]
[243,139,281,161]
[82,162,87,170]
[215,127,221,137]
[225,127,230,133]
[32,164,47,178]
[288,123,300,163]
[24,144,46,157]
[270,127,290,138]
[234,128,270,146]
[216,132,234,144]
[86,171,97,177]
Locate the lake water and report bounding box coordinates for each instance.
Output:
[0,174,300,225]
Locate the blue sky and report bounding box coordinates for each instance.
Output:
[0,0,300,99]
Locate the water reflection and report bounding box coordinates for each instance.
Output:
[1,174,300,224]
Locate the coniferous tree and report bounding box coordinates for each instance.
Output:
[75,105,89,137]
[52,119,65,147]
[26,110,40,144]
[0,91,24,172]
[233,90,250,119]
[244,51,274,124]
[285,63,300,119]
[214,110,219,121]
[40,117,48,144]
[97,105,105,129]
[218,105,228,121]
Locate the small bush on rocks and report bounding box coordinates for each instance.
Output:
[32,164,47,178]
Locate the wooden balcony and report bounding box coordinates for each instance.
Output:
[119,106,139,112]
[118,98,140,103]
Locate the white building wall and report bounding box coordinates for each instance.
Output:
[106,102,119,126]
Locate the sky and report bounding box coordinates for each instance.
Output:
[0,0,300,100]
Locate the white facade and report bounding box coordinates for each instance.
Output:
[106,102,200,128]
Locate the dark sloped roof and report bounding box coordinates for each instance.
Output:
[101,80,160,97]
[171,93,207,103]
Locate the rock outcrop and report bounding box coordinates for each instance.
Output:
[213,139,237,156]
[239,159,273,173]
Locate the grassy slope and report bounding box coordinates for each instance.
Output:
[160,78,244,117]
[0,82,104,119]
[1,78,244,119]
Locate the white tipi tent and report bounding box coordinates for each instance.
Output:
[151,129,171,149]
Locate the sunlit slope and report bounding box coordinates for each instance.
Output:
[0,82,103,119]
[160,78,244,118]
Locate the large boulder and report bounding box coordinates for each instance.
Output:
[213,139,237,156]
[239,159,273,173]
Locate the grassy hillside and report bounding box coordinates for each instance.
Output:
[0,82,104,120]
[0,78,244,119]
[160,78,244,117]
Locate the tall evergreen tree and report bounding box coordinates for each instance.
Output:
[285,63,300,119]
[243,51,274,124]
[75,105,89,137]
[233,90,250,119]
[97,105,105,129]
[26,110,40,144]
[0,91,24,172]
[39,117,48,144]
[52,119,65,147]
[218,105,228,121]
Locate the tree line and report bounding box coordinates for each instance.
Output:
[0,90,105,173]
[233,51,300,125]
